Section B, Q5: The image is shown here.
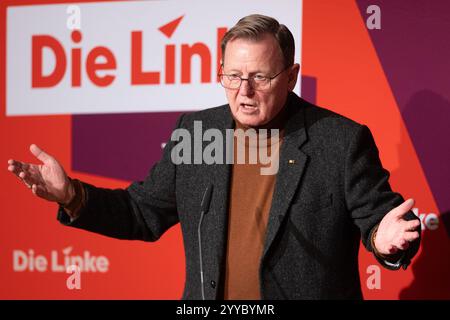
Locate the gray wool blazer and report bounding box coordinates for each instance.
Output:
[58,92,420,299]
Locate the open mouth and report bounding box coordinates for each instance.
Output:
[240,103,257,110]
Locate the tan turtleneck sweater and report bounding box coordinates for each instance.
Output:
[223,112,286,300]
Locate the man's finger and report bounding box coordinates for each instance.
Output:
[403,231,420,243]
[8,165,29,183]
[396,239,410,251]
[19,171,32,186]
[388,245,399,255]
[404,219,421,232]
[8,160,31,176]
[32,184,48,199]
[8,159,19,166]
[7,160,23,172]
[31,184,38,195]
[8,164,23,177]
[30,144,52,164]
[391,198,415,219]
[18,169,39,186]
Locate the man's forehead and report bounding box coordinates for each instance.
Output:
[223,36,284,69]
[226,33,278,49]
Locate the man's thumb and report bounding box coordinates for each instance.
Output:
[392,198,415,218]
[30,144,52,163]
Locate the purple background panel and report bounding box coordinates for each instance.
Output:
[357,0,450,299]
[356,0,450,220]
[72,112,183,182]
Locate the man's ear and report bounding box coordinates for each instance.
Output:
[287,63,300,91]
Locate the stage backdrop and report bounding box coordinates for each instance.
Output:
[1,0,449,299]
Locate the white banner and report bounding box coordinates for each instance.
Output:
[7,0,302,116]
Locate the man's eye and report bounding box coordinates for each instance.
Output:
[253,75,267,81]
[228,75,240,80]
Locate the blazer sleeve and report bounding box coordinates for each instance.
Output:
[57,114,186,242]
[344,125,421,270]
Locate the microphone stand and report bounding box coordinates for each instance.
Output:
[198,184,213,300]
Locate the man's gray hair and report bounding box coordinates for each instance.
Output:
[221,14,295,68]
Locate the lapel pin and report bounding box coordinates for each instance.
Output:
[288,159,295,164]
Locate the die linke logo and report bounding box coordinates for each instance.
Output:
[12,247,109,273]
[31,15,228,88]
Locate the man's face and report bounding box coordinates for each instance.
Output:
[222,34,299,127]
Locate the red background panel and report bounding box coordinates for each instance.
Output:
[1,0,448,299]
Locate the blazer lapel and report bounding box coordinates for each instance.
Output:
[262,100,308,258]
[201,106,234,289]
[211,105,234,247]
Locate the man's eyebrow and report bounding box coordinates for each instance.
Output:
[223,69,269,75]
[222,68,242,73]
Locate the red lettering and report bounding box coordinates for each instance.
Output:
[71,30,82,87]
[181,42,211,84]
[31,24,227,88]
[131,31,160,84]
[86,47,116,87]
[216,27,227,82]
[32,35,66,88]
[165,44,175,84]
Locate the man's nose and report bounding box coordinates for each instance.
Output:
[239,79,254,96]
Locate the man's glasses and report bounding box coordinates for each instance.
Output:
[218,67,289,91]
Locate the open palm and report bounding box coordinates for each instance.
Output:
[374,198,421,255]
[7,144,72,203]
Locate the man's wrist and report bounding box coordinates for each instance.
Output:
[371,224,390,258]
[61,178,75,206]
[59,178,84,216]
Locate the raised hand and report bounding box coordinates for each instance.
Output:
[374,198,421,255]
[7,144,74,204]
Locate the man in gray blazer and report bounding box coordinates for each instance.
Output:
[7,14,420,299]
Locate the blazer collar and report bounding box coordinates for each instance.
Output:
[262,92,309,259]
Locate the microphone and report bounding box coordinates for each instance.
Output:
[198,184,213,300]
